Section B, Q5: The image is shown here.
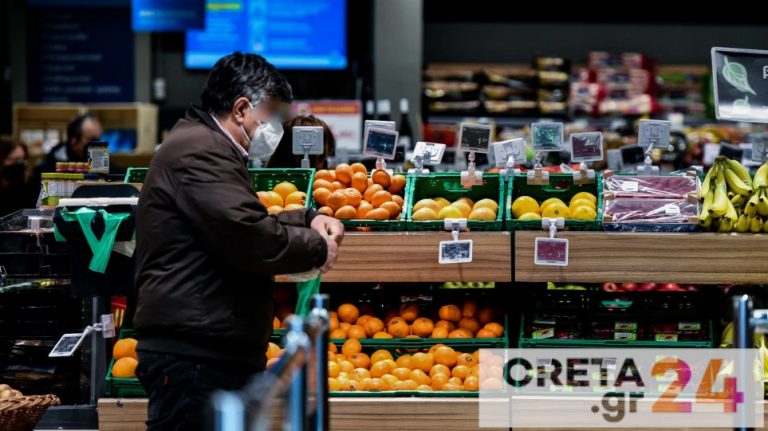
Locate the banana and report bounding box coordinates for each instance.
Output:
[731,193,745,207]
[724,158,753,187]
[745,192,760,217]
[699,214,713,229]
[721,321,735,347]
[735,214,750,232]
[718,217,733,232]
[753,162,768,191]
[699,164,716,201]
[724,168,753,196]
[699,188,715,221]
[758,189,768,217]
[711,165,729,217]
[763,217,768,233]
[725,199,739,223]
[750,215,764,233]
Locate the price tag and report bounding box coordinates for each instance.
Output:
[615,322,638,331]
[531,122,564,152]
[614,332,637,341]
[363,127,399,160]
[679,322,702,331]
[606,149,623,171]
[412,141,446,166]
[751,133,768,163]
[620,181,639,192]
[362,120,396,153]
[638,119,671,150]
[655,334,678,342]
[491,138,526,167]
[292,126,324,155]
[532,328,555,339]
[569,131,604,162]
[49,332,87,357]
[438,239,473,264]
[703,143,721,166]
[534,237,569,266]
[664,203,681,216]
[458,123,492,154]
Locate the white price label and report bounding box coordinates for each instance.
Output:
[292,126,324,155]
[492,138,526,167]
[620,181,639,192]
[703,143,721,166]
[458,123,492,154]
[664,203,681,215]
[638,119,671,150]
[534,237,569,266]
[412,141,446,166]
[439,239,473,264]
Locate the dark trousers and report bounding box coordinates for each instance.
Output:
[136,352,260,431]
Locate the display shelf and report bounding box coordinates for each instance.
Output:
[278,232,512,283]
[515,231,768,284]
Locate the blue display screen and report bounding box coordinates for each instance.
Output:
[185,0,347,70]
[132,0,205,32]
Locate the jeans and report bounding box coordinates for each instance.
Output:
[136,352,260,431]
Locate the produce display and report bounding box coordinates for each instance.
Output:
[0,384,24,400]
[110,337,139,379]
[256,181,307,215]
[510,192,598,221]
[312,164,407,221]
[698,157,768,232]
[411,197,498,221]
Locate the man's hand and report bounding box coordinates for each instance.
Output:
[311,215,344,246]
[319,234,338,273]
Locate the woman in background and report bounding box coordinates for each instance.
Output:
[268,115,336,169]
[0,138,38,217]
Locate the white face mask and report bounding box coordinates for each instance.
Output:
[242,103,284,159]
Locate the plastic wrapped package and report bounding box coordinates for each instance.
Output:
[603,198,699,232]
[603,175,698,199]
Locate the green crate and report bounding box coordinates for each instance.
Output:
[506,172,603,231]
[123,168,315,209]
[406,173,504,231]
[104,329,147,398]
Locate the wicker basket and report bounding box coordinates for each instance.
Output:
[0,395,61,431]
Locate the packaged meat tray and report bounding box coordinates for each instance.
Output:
[603,198,699,232]
[603,174,698,199]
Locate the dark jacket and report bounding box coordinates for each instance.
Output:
[133,105,327,368]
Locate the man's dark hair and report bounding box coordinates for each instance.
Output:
[67,113,96,145]
[201,52,294,116]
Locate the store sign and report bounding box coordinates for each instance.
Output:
[712,47,768,123]
[479,348,763,428]
[132,0,205,32]
[293,101,362,152]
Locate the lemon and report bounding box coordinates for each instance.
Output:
[540,197,566,213]
[518,212,542,220]
[272,181,298,200]
[455,197,474,208]
[433,197,450,209]
[414,199,441,214]
[569,198,595,214]
[450,201,472,217]
[468,207,496,221]
[438,205,464,220]
[541,202,569,218]
[571,192,597,205]
[570,205,596,220]
[412,207,439,221]
[473,198,499,213]
[512,196,540,218]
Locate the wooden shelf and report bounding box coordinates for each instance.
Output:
[515,231,768,284]
[283,232,511,283]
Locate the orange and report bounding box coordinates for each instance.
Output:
[483,322,504,337]
[380,374,399,390]
[476,307,494,325]
[399,303,419,322]
[317,206,334,217]
[379,201,401,219]
[363,184,384,202]
[448,378,464,389]
[367,178,374,187]
[338,304,360,324]
[313,188,332,207]
[435,320,456,332]
[329,314,339,331]
[257,191,284,208]
[356,201,373,219]
[335,164,353,185]
[373,331,392,339]
[433,346,457,367]
[441,382,462,392]
[384,310,399,325]
[341,338,362,357]
[411,352,434,373]
[284,203,304,211]
[340,322,351,332]
[469,366,480,378]
[326,191,348,212]
[416,384,433,392]
[431,327,448,338]
[347,325,367,339]
[372,169,391,187]
[349,353,371,369]
[461,375,477,390]
[476,329,496,338]
[458,317,480,336]
[343,379,360,391]
[338,361,354,373]
[450,201,472,218]
[313,179,334,191]
[392,367,411,381]
[314,170,334,182]
[381,359,397,371]
[472,350,480,365]
[284,191,306,207]
[111,357,138,378]
[371,349,394,364]
[351,172,368,193]
[430,373,449,390]
[370,361,394,378]
[266,357,280,369]
[113,338,138,360]
[394,380,418,391]
[329,328,347,339]
[456,353,475,367]
[388,175,406,194]
[328,377,341,391]
[356,315,373,326]
[392,195,404,208]
[273,181,298,200]
[371,190,393,208]
[267,206,283,215]
[328,342,337,353]
[406,335,420,339]
[266,342,281,360]
[367,378,384,392]
[340,188,362,207]
[272,316,281,329]
[409,369,430,386]
[364,208,389,220]
[395,354,412,369]
[456,197,474,208]
[331,181,344,191]
[387,317,410,338]
[448,328,472,339]
[328,361,340,378]
[334,205,357,220]
[428,343,446,355]
[364,318,385,337]
[438,305,462,323]
[350,162,367,175]
[429,364,451,378]
[411,317,434,337]
[462,300,477,318]
[481,378,504,391]
[351,367,371,381]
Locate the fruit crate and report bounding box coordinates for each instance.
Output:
[308,173,411,232]
[124,167,315,209]
[506,172,603,231]
[104,329,146,398]
[406,173,504,231]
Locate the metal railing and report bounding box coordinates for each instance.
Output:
[212,294,330,431]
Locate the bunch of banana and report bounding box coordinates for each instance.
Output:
[699,156,768,232]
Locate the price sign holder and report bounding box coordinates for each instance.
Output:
[534,217,568,266]
[528,122,564,185]
[569,131,603,185]
[292,126,324,168]
[750,133,768,163]
[363,126,399,172]
[636,120,671,175]
[409,141,446,175]
[492,138,525,181]
[458,122,492,189]
[48,314,115,357]
[439,219,473,265]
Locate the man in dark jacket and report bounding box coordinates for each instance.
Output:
[38,113,103,174]
[133,52,343,430]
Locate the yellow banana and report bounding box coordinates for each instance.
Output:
[711,165,729,217]
[763,217,768,233]
[750,215,764,233]
[699,213,712,229]
[724,168,753,196]
[745,192,760,217]
[699,188,714,221]
[758,188,768,217]
[718,217,733,232]
[699,164,716,201]
[731,193,745,207]
[725,199,738,223]
[724,158,753,187]
[753,162,768,191]
[735,214,750,232]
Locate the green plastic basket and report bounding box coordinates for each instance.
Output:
[506,172,603,231]
[406,173,504,231]
[124,167,147,184]
[104,329,147,398]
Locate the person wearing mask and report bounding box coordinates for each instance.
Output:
[132,52,344,430]
[0,138,37,217]
[267,115,336,169]
[38,113,103,174]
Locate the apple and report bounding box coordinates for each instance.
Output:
[602,282,619,292]
[620,283,638,292]
[658,283,684,291]
[637,283,657,291]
